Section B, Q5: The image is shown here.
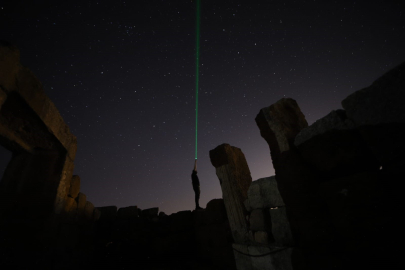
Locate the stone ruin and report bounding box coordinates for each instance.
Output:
[209,62,404,269]
[1,40,403,269]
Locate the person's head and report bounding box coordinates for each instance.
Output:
[192,170,197,175]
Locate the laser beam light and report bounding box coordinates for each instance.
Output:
[195,0,200,160]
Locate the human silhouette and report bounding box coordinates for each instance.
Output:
[191,160,202,210]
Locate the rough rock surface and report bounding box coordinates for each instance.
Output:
[117,206,138,219]
[294,110,379,177]
[97,206,118,220]
[249,209,271,232]
[255,98,308,158]
[294,110,355,146]
[76,192,87,215]
[270,207,294,247]
[342,62,405,166]
[246,176,285,210]
[209,143,252,244]
[84,201,95,219]
[204,198,227,225]
[141,207,159,218]
[68,175,81,199]
[342,62,405,126]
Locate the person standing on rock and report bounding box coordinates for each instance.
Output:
[192,160,203,210]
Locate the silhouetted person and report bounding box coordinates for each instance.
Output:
[192,160,202,210]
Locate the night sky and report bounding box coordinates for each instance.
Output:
[1,0,404,214]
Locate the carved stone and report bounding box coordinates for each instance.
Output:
[209,143,252,244]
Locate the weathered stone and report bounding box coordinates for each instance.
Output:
[209,144,252,244]
[93,208,101,221]
[247,176,285,210]
[270,207,294,247]
[159,211,167,217]
[97,206,118,220]
[233,243,295,270]
[342,62,405,166]
[204,198,227,225]
[84,201,94,219]
[141,207,159,218]
[294,110,379,177]
[63,196,77,215]
[255,98,308,158]
[169,210,193,233]
[117,206,138,219]
[68,175,80,199]
[295,110,355,146]
[342,62,405,126]
[254,231,269,245]
[249,209,271,232]
[76,192,86,215]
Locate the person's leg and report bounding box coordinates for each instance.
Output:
[194,186,201,209]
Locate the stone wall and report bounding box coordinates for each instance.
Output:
[210,62,404,269]
[0,41,99,269]
[92,199,236,269]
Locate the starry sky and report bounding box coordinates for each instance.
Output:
[1,0,404,214]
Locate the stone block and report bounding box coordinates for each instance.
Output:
[255,98,308,157]
[254,231,270,245]
[270,207,294,246]
[117,206,138,219]
[233,243,295,270]
[68,175,80,199]
[249,209,271,232]
[169,210,193,233]
[76,192,86,215]
[204,198,227,225]
[63,196,77,216]
[294,110,379,177]
[209,143,252,244]
[342,62,405,166]
[84,201,94,219]
[97,206,117,220]
[141,207,159,218]
[93,208,101,221]
[247,176,285,209]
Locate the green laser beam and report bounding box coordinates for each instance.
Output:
[195,0,200,160]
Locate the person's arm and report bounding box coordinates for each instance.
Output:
[194,159,197,172]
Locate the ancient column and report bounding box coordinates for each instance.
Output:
[209,143,252,244]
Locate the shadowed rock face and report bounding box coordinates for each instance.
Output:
[209,143,252,244]
[255,98,308,162]
[342,62,405,166]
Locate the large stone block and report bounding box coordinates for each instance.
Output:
[97,206,117,220]
[76,192,86,215]
[141,207,159,218]
[63,196,77,216]
[169,210,193,233]
[342,62,405,166]
[84,201,94,219]
[204,198,227,225]
[342,61,405,126]
[294,110,379,178]
[117,206,138,219]
[93,208,101,221]
[209,144,252,244]
[233,243,295,270]
[270,207,294,247]
[255,98,308,159]
[68,175,80,199]
[254,231,270,245]
[249,209,271,232]
[246,176,285,210]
